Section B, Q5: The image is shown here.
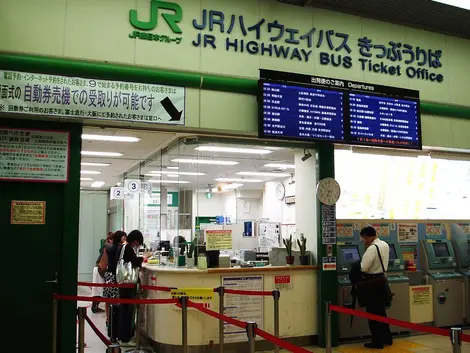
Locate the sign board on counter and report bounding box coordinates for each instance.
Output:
[258,222,280,252]
[322,256,337,271]
[11,200,46,225]
[222,276,263,342]
[206,229,232,250]
[0,128,69,182]
[398,223,418,242]
[274,275,291,291]
[0,70,186,125]
[170,288,214,304]
[409,285,433,323]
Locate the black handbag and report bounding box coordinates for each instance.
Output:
[374,244,393,309]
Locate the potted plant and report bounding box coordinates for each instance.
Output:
[297,234,309,265]
[283,234,294,265]
[186,239,196,268]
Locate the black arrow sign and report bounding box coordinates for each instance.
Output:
[160,97,183,121]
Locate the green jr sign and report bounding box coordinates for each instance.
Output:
[129,0,183,43]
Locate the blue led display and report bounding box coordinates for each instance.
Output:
[349,94,420,149]
[261,82,345,142]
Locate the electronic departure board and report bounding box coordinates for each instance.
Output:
[259,69,422,150]
[261,82,344,142]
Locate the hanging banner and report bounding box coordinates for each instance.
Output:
[0,128,69,182]
[11,201,46,225]
[0,70,185,125]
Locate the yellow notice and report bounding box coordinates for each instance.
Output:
[11,200,46,225]
[170,288,214,303]
[206,229,232,250]
[409,285,433,323]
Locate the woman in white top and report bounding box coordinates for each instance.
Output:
[360,226,393,350]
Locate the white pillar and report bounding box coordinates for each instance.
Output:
[295,150,318,257]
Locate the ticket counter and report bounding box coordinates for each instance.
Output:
[140,264,317,352]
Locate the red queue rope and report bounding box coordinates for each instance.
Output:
[462,333,470,343]
[84,314,113,347]
[54,294,179,305]
[187,300,247,329]
[330,305,450,338]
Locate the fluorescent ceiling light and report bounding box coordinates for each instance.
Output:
[149,180,190,184]
[195,146,273,155]
[91,181,105,188]
[215,178,264,183]
[167,174,180,178]
[237,172,290,177]
[432,0,470,10]
[172,158,239,166]
[116,182,122,186]
[148,171,206,176]
[82,134,140,142]
[167,166,179,170]
[263,163,295,169]
[80,177,94,181]
[81,170,101,175]
[81,162,111,167]
[81,151,124,157]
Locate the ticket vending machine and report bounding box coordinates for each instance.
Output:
[420,239,463,327]
[385,241,410,333]
[451,237,470,323]
[337,242,369,339]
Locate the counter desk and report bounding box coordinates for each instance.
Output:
[140,264,318,353]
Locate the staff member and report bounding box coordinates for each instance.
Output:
[360,226,393,349]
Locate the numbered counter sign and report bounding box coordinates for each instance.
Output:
[141,181,152,194]
[126,180,141,193]
[111,187,125,200]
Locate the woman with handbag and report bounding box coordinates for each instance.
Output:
[359,226,393,350]
[91,233,113,313]
[116,230,150,347]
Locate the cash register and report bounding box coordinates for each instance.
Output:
[337,242,369,339]
[420,239,463,327]
[384,241,410,333]
[451,233,470,323]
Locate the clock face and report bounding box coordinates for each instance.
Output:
[275,183,285,200]
[316,178,341,206]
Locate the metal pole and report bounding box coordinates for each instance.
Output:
[272,290,280,353]
[218,286,225,353]
[77,307,86,353]
[135,283,141,351]
[51,295,58,353]
[106,344,121,353]
[181,296,188,353]
[450,327,462,353]
[246,321,257,353]
[325,301,332,353]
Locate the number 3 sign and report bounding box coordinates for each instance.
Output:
[126,180,141,193]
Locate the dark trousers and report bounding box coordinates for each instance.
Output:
[118,288,136,342]
[366,301,392,346]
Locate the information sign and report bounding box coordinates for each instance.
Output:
[0,128,69,182]
[170,288,214,303]
[11,200,46,225]
[206,229,232,250]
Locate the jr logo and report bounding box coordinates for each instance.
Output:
[129,0,183,34]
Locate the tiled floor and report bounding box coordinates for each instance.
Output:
[78,287,468,353]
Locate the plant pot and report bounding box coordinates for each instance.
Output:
[300,255,310,265]
[286,256,295,265]
[178,255,186,267]
[186,257,194,268]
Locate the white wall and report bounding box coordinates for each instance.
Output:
[78,191,108,282]
[262,179,296,224]
[192,191,237,222]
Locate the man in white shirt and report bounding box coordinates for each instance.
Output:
[360,226,393,349]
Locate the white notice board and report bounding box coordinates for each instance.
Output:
[222,276,264,342]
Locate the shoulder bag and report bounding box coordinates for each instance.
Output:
[97,246,108,277]
[116,244,139,284]
[374,244,393,309]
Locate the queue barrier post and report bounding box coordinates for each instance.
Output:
[246,321,257,353]
[217,286,225,353]
[126,282,148,353]
[51,294,58,353]
[325,301,332,353]
[106,344,121,353]
[272,289,280,353]
[451,327,462,353]
[77,307,87,353]
[180,296,189,353]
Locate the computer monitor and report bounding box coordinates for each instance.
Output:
[432,242,450,258]
[389,244,398,261]
[341,246,360,262]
